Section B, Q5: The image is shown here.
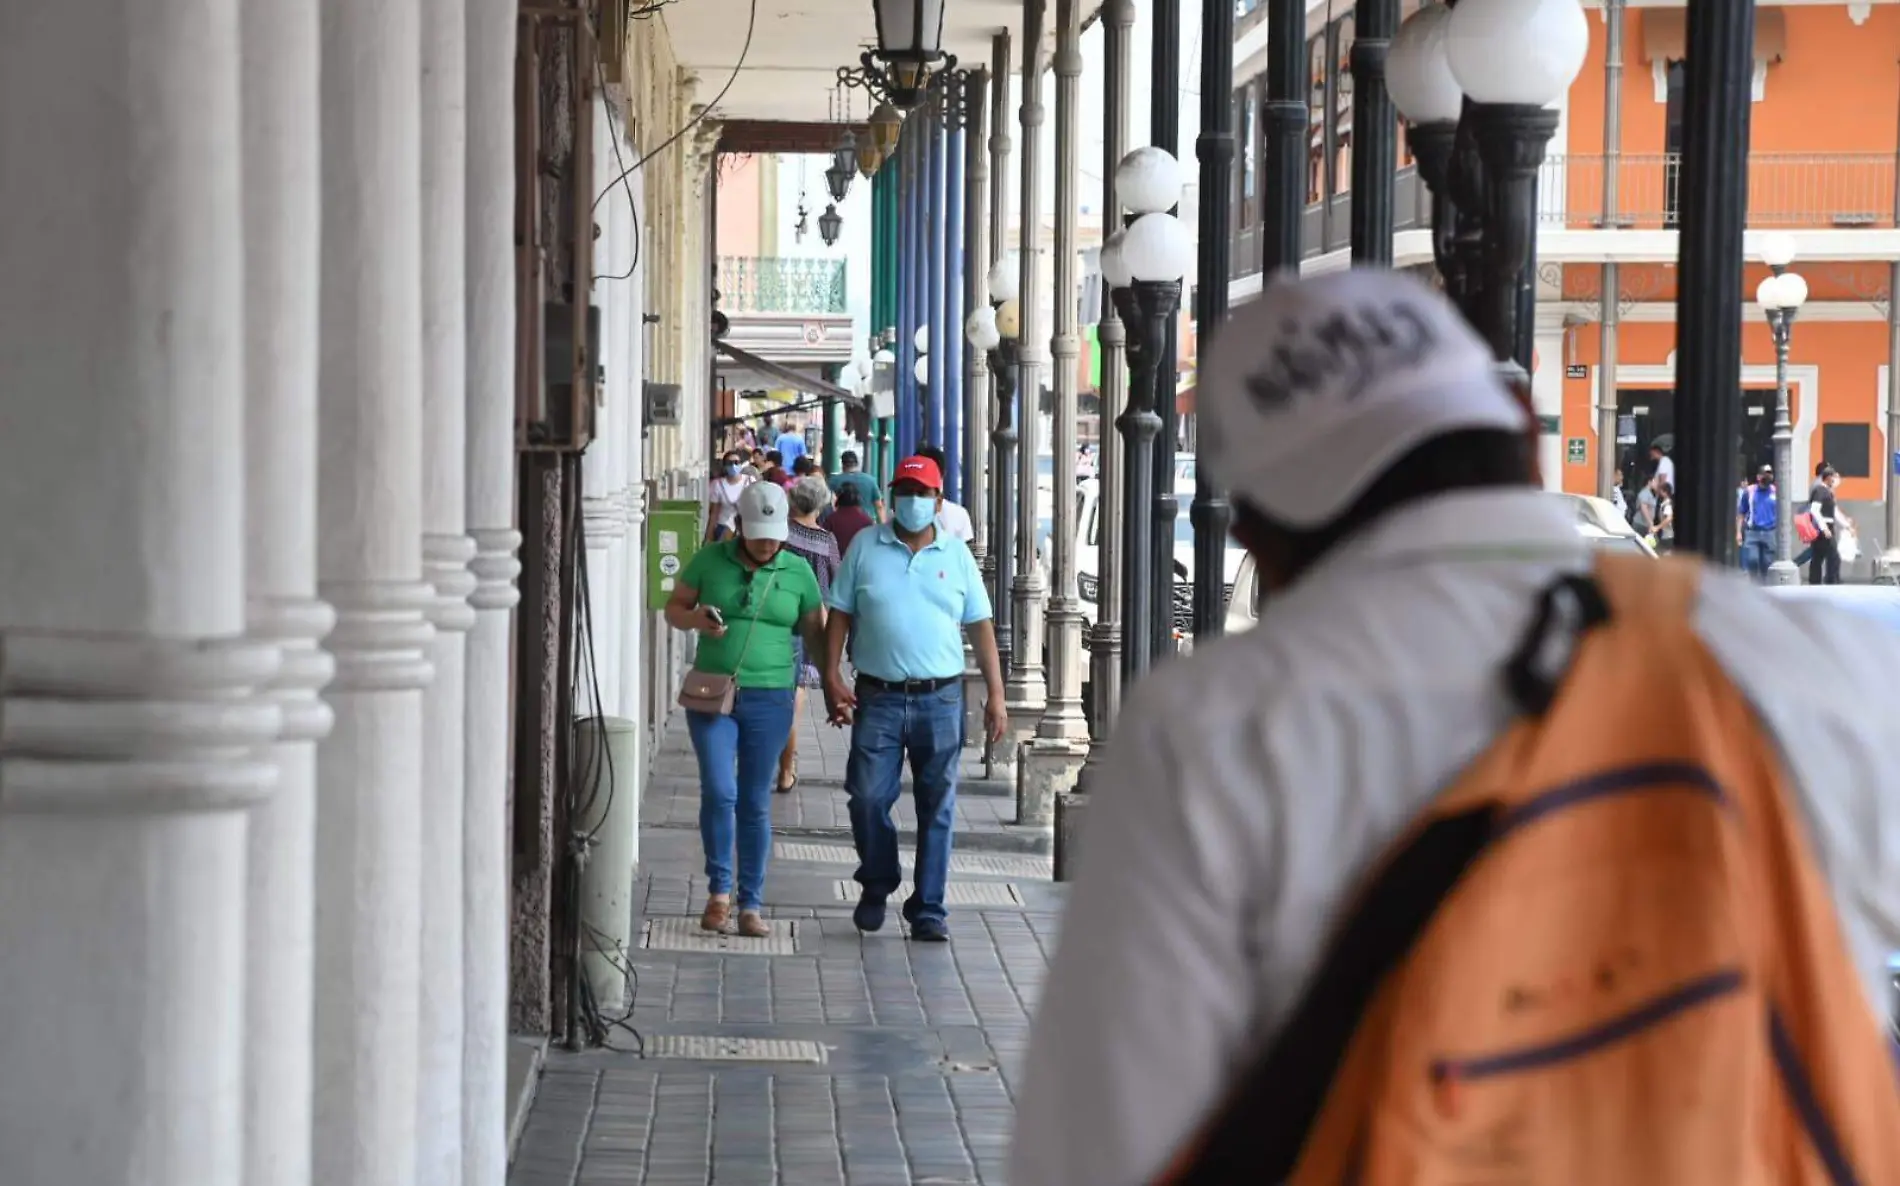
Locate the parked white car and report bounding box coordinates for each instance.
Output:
[1222,492,1657,636]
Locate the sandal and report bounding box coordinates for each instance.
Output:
[737,910,771,938]
[700,896,731,932]
[775,753,798,794]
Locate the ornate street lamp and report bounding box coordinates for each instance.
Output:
[1756,232,1807,586]
[866,103,902,168]
[967,274,1022,665]
[836,0,956,113]
[818,203,844,247]
[827,133,857,203]
[1387,0,1588,374]
[1103,147,1191,681]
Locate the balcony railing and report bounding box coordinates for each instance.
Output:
[1540,153,1897,230]
[716,256,848,314]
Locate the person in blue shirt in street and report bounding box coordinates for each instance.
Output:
[773,421,808,470]
[1738,465,1778,582]
[822,454,1009,942]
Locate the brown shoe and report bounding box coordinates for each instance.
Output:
[736,910,771,938]
[700,897,731,932]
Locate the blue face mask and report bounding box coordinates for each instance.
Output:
[893,495,937,533]
[723,462,740,477]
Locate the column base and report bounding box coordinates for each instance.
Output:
[1054,792,1089,883]
[1016,736,1087,828]
[1767,559,1802,587]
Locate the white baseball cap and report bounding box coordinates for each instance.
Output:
[1198,269,1527,530]
[738,480,790,542]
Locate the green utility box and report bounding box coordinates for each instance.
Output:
[647,499,704,609]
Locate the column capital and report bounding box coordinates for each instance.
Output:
[248,594,338,743]
[0,632,284,814]
[319,579,437,692]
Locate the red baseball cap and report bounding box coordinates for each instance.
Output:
[893,455,944,490]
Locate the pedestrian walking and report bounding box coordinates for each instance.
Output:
[829,449,884,521]
[1808,465,1846,585]
[822,454,1008,942]
[774,421,808,469]
[1737,465,1778,581]
[777,476,842,793]
[707,449,751,542]
[1011,270,1900,1186]
[826,483,875,557]
[914,444,974,542]
[664,481,826,938]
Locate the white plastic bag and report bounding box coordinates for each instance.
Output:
[1840,525,1861,564]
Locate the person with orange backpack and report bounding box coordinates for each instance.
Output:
[1010,269,1900,1186]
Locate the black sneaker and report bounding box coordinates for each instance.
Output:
[853,892,888,933]
[908,918,950,943]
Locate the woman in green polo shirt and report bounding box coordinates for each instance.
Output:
[663,482,825,938]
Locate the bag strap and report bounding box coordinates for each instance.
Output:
[724,563,784,676]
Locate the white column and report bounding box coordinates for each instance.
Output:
[313,2,437,1184]
[1533,308,1568,492]
[419,0,477,1180]
[618,163,650,871]
[0,4,279,1185]
[241,1,336,1184]
[463,2,523,1183]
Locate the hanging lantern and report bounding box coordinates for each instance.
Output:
[868,103,903,160]
[819,203,844,247]
[857,134,882,178]
[867,0,950,110]
[825,131,856,203]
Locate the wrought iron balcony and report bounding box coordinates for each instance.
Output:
[1539,153,1898,230]
[716,256,848,315]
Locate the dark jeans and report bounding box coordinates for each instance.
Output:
[1809,534,1842,585]
[686,687,796,910]
[1741,528,1776,581]
[845,682,963,926]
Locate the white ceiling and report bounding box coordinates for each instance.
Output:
[662,0,1039,123]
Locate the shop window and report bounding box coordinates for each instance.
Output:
[1332,17,1354,195]
[1822,423,1872,480]
[1238,85,1258,226]
[1662,60,1685,226]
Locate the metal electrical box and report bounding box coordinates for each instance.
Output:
[646,499,703,609]
[644,381,682,426]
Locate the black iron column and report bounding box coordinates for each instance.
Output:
[1262,0,1307,278]
[1148,0,1181,662]
[1190,0,1234,639]
[1115,283,1159,682]
[1467,103,1556,370]
[1672,0,1756,563]
[1349,0,1399,265]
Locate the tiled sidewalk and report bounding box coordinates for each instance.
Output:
[508,708,1064,1186]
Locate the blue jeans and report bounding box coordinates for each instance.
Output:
[1741,528,1777,580]
[845,682,963,926]
[686,687,796,910]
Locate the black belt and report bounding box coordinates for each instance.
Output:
[856,673,961,694]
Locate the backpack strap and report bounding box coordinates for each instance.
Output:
[1155,803,1501,1185]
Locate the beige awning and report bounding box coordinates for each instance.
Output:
[1642,9,1786,65]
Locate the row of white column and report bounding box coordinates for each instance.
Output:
[0,2,521,1185]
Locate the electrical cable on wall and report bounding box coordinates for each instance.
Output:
[591,0,760,210]
[593,54,644,282]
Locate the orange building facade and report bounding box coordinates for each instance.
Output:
[1229,0,1900,543]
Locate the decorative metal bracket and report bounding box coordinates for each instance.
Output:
[938,70,974,131]
[837,49,959,114]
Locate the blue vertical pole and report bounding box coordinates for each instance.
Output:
[926,115,948,452]
[896,122,918,457]
[944,114,965,503]
[909,122,928,454]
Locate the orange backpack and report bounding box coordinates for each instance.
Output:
[1163,556,1900,1185]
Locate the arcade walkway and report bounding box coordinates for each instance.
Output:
[508,702,1063,1186]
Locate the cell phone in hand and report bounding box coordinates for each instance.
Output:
[704,606,724,627]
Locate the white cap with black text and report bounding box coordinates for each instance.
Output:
[1198,269,1527,530]
[738,480,790,542]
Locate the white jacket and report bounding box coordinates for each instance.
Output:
[1010,488,1900,1186]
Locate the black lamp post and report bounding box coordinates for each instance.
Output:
[1102,149,1192,684]
[1386,0,1586,381]
[1190,0,1234,643]
[966,276,1021,671]
[836,0,957,113]
[1755,234,1807,586]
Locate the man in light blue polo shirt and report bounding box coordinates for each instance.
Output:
[823,454,1009,942]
